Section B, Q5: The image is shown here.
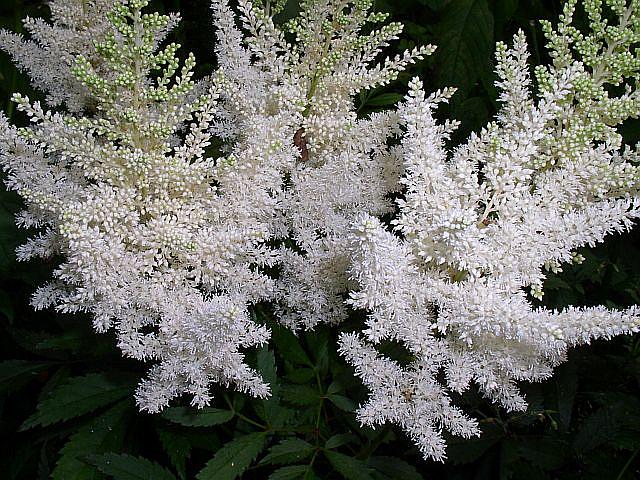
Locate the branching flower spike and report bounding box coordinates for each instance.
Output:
[1,0,640,463]
[343,0,640,460]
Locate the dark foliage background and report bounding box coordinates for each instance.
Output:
[1,0,640,479]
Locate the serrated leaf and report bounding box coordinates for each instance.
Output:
[445,423,504,465]
[281,385,320,406]
[325,433,357,450]
[86,453,177,480]
[324,451,374,480]
[328,394,357,412]
[256,347,282,425]
[573,407,619,453]
[38,367,70,402]
[573,399,640,453]
[161,407,234,427]
[367,456,423,480]
[0,360,50,393]
[260,438,314,465]
[271,327,312,367]
[157,428,191,480]
[365,93,404,107]
[515,437,566,470]
[434,0,494,96]
[196,432,266,480]
[35,328,96,352]
[307,330,329,375]
[326,382,342,395]
[553,362,578,432]
[51,401,131,480]
[257,347,277,386]
[285,368,315,384]
[268,465,309,480]
[21,373,136,430]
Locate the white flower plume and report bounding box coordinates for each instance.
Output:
[1,0,640,462]
[343,2,640,459]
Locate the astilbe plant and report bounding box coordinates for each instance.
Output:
[1,0,640,462]
[342,0,640,459]
[0,0,290,413]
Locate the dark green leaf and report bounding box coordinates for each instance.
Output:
[367,456,423,480]
[285,368,316,384]
[257,347,277,386]
[34,328,98,353]
[544,275,572,291]
[324,451,374,480]
[268,465,308,480]
[493,0,519,31]
[256,347,283,424]
[445,423,504,464]
[307,330,329,375]
[271,326,312,367]
[433,0,494,96]
[503,460,550,480]
[327,394,357,412]
[157,428,191,480]
[417,0,452,10]
[260,438,315,466]
[0,289,14,322]
[85,453,177,480]
[161,406,233,427]
[255,402,297,429]
[0,192,22,275]
[21,373,136,430]
[326,382,342,395]
[180,430,221,453]
[325,433,357,450]
[0,360,50,394]
[280,385,320,406]
[365,93,404,107]
[52,401,131,480]
[553,362,578,431]
[196,432,266,480]
[574,399,640,453]
[515,437,566,470]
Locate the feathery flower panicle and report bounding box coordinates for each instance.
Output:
[0,0,285,413]
[2,0,640,463]
[343,0,640,460]
[216,0,433,329]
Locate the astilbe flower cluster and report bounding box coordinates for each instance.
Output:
[1,0,640,461]
[0,0,287,412]
[0,0,179,111]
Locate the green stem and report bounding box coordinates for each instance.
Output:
[314,369,324,439]
[5,7,21,119]
[616,447,640,480]
[224,394,268,430]
[305,449,320,479]
[357,424,392,460]
[302,7,341,118]
[592,5,632,87]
